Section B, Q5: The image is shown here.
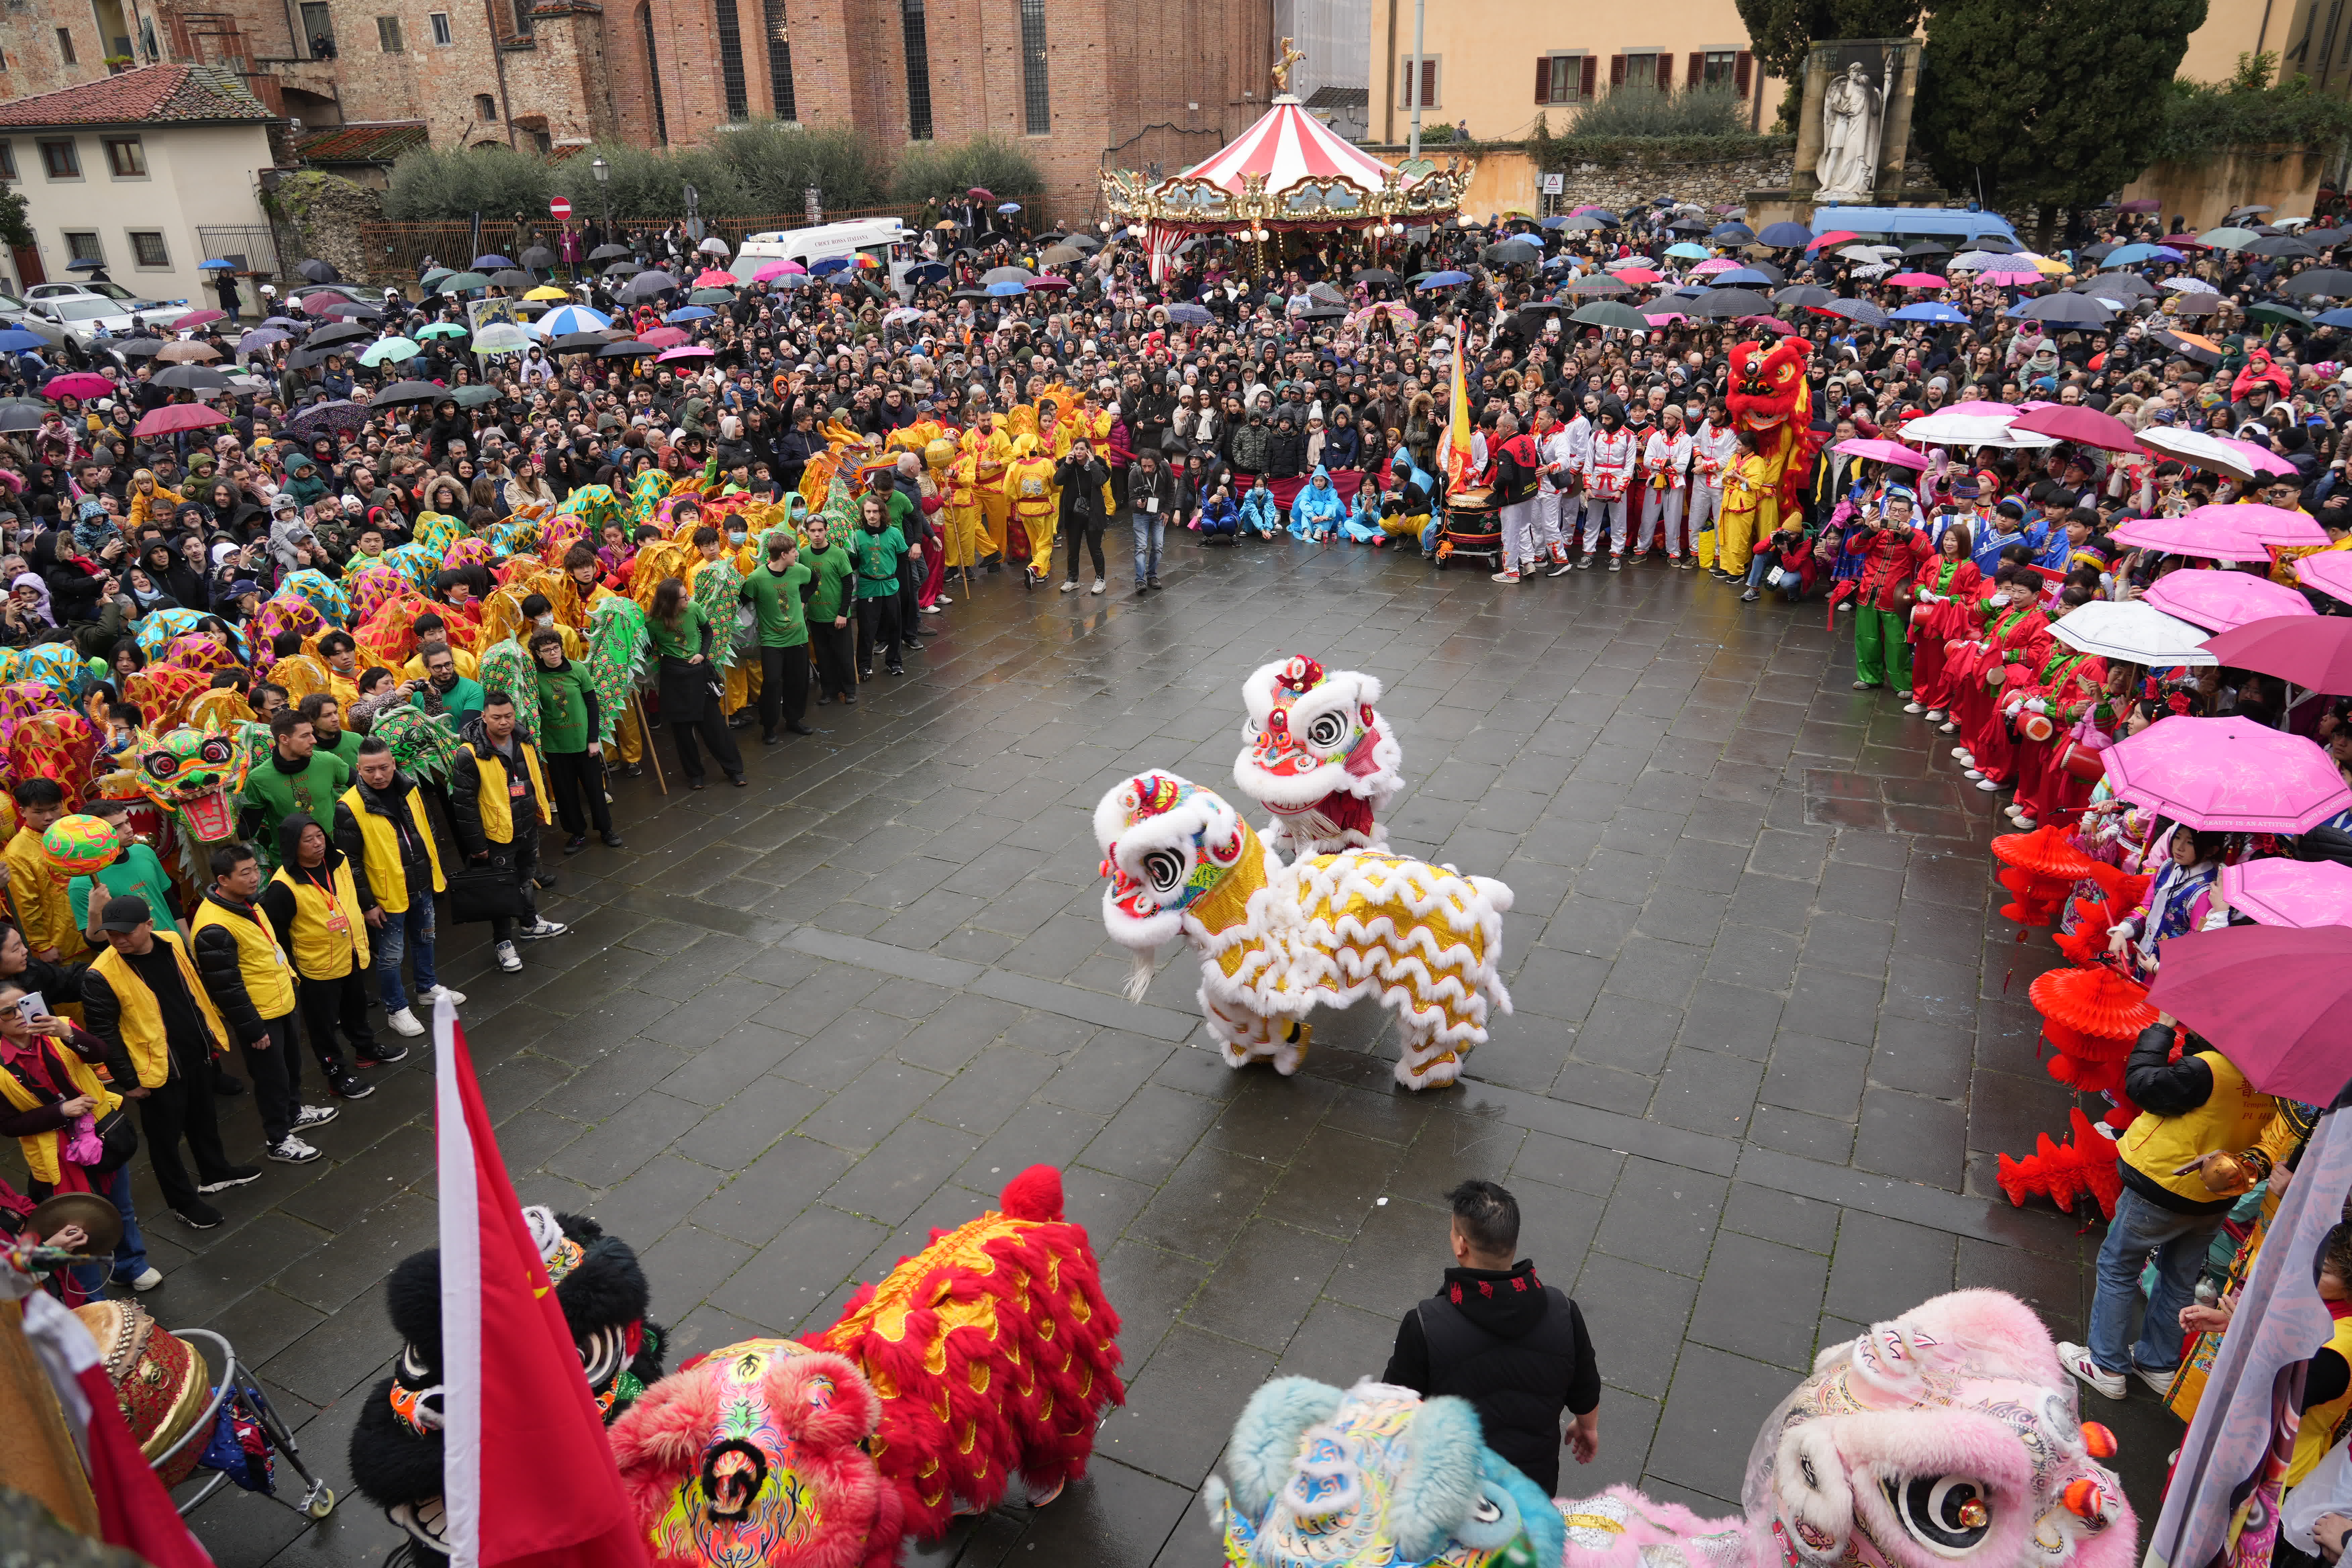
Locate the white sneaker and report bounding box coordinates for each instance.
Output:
[417,985,468,1006]
[1964,769,1983,781]
[387,1007,425,1037]
[936,594,952,605]
[2131,1360,2177,1397]
[121,1266,163,1292]
[267,1136,321,1164]
[518,919,568,941]
[1091,578,1106,594]
[1976,778,2001,792]
[2013,815,2038,829]
[2056,1342,2127,1401]
[1903,702,1923,714]
[1951,746,1973,761]
[1923,709,1944,722]
[496,941,523,973]
[1060,580,1079,593]
[293,1104,338,1129]
[920,603,941,614]
[1938,721,1959,734]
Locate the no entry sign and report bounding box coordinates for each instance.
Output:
[549,197,573,219]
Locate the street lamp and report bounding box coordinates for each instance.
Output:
[591,154,611,242]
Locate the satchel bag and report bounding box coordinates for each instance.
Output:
[447,861,527,925]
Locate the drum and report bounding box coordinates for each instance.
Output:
[2019,711,2056,744]
[1438,487,1503,569]
[76,1300,211,1485]
[2059,741,2107,783]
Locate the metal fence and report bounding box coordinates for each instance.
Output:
[194,224,288,281]
[353,196,1048,281]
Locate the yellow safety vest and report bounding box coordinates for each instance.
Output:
[268,859,371,980]
[469,741,551,846]
[340,784,445,915]
[190,898,296,1021]
[2290,1313,2352,1485]
[2118,1050,2277,1204]
[0,1040,120,1185]
[87,930,228,1088]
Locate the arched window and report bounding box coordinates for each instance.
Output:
[714,0,749,120]
[639,3,668,144]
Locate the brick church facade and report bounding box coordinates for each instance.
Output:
[0,0,1278,210]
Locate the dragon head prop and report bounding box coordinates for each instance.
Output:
[1233,656,1405,820]
[116,725,253,843]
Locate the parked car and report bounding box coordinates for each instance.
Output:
[24,293,194,349]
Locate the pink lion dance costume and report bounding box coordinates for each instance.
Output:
[609,1166,1124,1567]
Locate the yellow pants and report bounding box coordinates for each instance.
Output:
[979,492,1010,557]
[1017,508,1056,574]
[944,503,982,568]
[1717,499,1762,577]
[1382,510,1427,541]
[722,656,764,716]
[611,701,643,765]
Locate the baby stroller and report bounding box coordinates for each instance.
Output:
[160,1327,337,1522]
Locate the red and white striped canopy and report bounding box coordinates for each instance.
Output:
[1178,99,1403,197]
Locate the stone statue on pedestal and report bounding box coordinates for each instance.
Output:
[1816,59,1889,202]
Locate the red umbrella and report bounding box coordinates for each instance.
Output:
[2203,615,2352,696]
[966,187,995,201]
[133,403,229,437]
[174,308,228,330]
[1028,276,1072,292]
[638,326,689,348]
[1806,230,1861,250]
[2008,403,2138,451]
[2146,925,2352,1104]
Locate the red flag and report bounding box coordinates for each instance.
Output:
[436,1002,648,1568]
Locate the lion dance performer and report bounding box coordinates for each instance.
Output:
[1716,338,1822,581]
[1233,656,1405,857]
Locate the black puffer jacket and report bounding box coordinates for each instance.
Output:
[190,886,289,1038]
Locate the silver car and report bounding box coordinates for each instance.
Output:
[26,292,194,349]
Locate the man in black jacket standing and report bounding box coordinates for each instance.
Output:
[1381,1179,1600,1495]
[1055,437,1113,595]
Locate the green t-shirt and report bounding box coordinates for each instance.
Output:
[804,542,854,622]
[853,524,908,601]
[318,728,363,771]
[69,843,178,933]
[741,560,811,648]
[243,750,353,848]
[432,674,487,727]
[534,658,596,754]
[650,602,709,662]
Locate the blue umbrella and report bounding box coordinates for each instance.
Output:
[1414,271,1472,291]
[2318,308,2352,328]
[1713,268,1772,285]
[1890,302,1969,324]
[1539,215,1569,230]
[996,202,1022,214]
[238,327,291,351]
[985,279,1028,296]
[2101,243,2177,268]
[0,329,49,353]
[808,257,850,276]
[1166,302,1214,326]
[1664,242,1710,259]
[904,262,949,284]
[1758,222,1813,247]
[537,303,611,336]
[197,258,237,271]
[472,254,516,270]
[665,305,715,322]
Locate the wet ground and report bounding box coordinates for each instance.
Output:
[86,533,2177,1565]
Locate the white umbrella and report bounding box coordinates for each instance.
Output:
[2163,277,2220,295]
[2050,600,2219,667]
[697,236,731,256]
[469,321,533,355]
[1902,410,2058,448]
[2136,426,2271,483]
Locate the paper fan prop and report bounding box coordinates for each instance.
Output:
[1997,1107,2125,1219]
[412,511,465,561]
[281,568,350,628]
[42,812,120,877]
[135,608,209,661]
[125,664,215,733]
[586,595,649,744]
[2027,962,2156,1099]
[476,638,539,748]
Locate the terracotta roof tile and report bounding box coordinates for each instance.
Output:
[0,64,274,129]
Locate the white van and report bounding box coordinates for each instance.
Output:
[735,218,913,274]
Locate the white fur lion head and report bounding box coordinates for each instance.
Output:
[1094,772,1252,950]
[1233,656,1404,815]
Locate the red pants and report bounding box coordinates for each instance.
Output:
[1957,674,2018,783]
[2016,742,2097,823]
[1910,632,1953,710]
[919,539,946,606]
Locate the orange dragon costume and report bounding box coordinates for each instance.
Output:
[608,1165,1124,1567]
[1716,339,1823,578]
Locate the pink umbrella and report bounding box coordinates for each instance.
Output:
[1941,400,2018,417]
[1737,315,1794,335]
[41,373,114,401]
[2202,615,2352,695]
[2008,403,2137,451]
[2297,550,2352,603]
[1888,272,1947,287]
[1689,259,1740,275]
[2103,714,2352,832]
[2183,501,2328,547]
[693,268,738,287]
[300,293,347,315]
[637,327,689,348]
[1615,267,1663,284]
[655,345,713,362]
[2145,925,2352,1103]
[1642,311,1688,325]
[1982,270,2044,286]
[2108,514,2272,562]
[2221,859,2352,930]
[1028,277,1072,292]
[174,308,228,331]
[752,260,806,281]
[133,403,229,437]
[2145,571,2316,633]
[1832,436,1931,471]
[2214,436,2297,477]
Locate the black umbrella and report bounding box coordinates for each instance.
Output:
[489,270,536,289]
[1298,306,1346,320]
[152,364,230,390]
[1902,239,1953,258]
[620,272,678,300]
[2283,268,2352,297]
[2169,294,2223,316]
[306,323,375,347]
[1668,217,1710,233]
[1740,259,1786,285]
[296,259,342,284]
[1483,239,1541,266]
[950,288,991,300]
[520,246,557,270]
[2304,227,2352,247]
[285,344,344,370]
[603,260,644,278]
[551,332,616,353]
[0,406,43,432]
[1773,286,1833,308]
[2246,235,2320,259]
[1566,275,1629,296]
[597,340,658,357]
[1691,288,1773,318]
[589,243,633,261]
[1067,234,1102,252]
[1355,267,1398,284]
[369,379,444,406]
[1819,298,1889,327]
[107,340,161,358]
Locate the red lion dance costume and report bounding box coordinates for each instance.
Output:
[609,1165,1124,1568]
[1716,339,1822,579]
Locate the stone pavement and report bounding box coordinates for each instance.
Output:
[88,537,2173,1566]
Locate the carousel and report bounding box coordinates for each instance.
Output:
[1100,41,1476,280]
